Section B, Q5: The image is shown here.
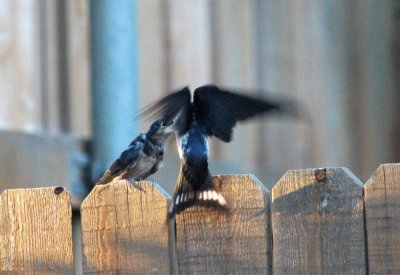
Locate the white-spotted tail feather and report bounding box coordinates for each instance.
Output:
[167,189,228,219]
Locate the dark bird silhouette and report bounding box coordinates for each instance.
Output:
[140,84,299,219]
[96,118,175,185]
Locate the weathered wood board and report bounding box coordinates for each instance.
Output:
[272,167,366,274]
[175,174,271,274]
[81,180,172,274]
[0,187,73,273]
[365,163,400,274]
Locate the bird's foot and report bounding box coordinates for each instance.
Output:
[127,180,146,192]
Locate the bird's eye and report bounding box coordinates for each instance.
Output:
[160,121,167,128]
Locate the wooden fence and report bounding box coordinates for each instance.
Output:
[0,163,399,274]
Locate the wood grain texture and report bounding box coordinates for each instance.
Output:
[0,187,73,273]
[365,163,400,274]
[81,180,172,274]
[272,167,366,274]
[175,174,271,274]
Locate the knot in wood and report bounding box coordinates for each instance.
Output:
[314,168,327,182]
[54,186,65,195]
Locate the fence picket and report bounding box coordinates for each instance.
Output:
[5,166,400,273]
[272,167,366,274]
[0,186,73,273]
[365,163,400,274]
[175,174,271,274]
[81,180,172,274]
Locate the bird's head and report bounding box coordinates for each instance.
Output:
[146,118,175,144]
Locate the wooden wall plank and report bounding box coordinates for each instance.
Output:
[36,0,92,136]
[0,0,42,132]
[255,0,396,181]
[392,10,400,162]
[81,181,172,274]
[40,0,62,133]
[365,163,400,274]
[167,0,212,89]
[65,0,91,138]
[350,0,395,178]
[175,175,271,274]
[210,0,259,167]
[0,187,73,273]
[272,167,366,274]
[137,0,169,116]
[255,0,308,181]
[255,1,355,183]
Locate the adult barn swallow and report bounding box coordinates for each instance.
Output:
[141,84,298,219]
[96,118,175,185]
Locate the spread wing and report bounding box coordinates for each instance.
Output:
[96,141,143,185]
[138,87,192,135]
[193,84,297,142]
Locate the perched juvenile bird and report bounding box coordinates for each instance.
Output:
[96,118,175,185]
[140,84,299,219]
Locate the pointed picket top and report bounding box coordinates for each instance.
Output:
[81,180,172,274]
[272,167,366,274]
[175,174,272,274]
[365,163,400,274]
[0,186,73,273]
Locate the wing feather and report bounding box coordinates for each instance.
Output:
[138,87,192,135]
[96,142,143,185]
[193,84,297,142]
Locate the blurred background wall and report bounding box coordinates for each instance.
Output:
[0,0,399,196]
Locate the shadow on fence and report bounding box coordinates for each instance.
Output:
[0,163,399,274]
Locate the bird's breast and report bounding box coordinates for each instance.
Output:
[176,132,188,159]
[127,150,162,179]
[138,153,158,167]
[178,132,208,163]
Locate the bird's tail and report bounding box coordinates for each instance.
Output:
[167,164,228,220]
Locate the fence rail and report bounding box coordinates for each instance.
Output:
[1,163,399,274]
